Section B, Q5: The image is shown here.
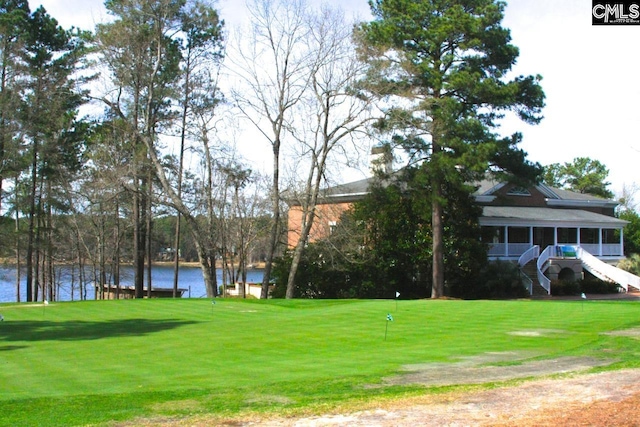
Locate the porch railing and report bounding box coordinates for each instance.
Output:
[490,243,623,258]
[488,243,534,258]
[580,243,623,257]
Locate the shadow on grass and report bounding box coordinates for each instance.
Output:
[0,318,199,343]
[0,345,28,351]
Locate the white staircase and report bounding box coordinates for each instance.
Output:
[518,245,640,294]
[576,247,640,292]
[518,245,550,295]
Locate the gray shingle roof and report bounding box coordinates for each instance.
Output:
[320,176,619,210]
[473,178,614,204]
[323,177,372,197]
[481,206,627,226]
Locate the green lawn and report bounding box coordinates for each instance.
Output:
[0,298,639,426]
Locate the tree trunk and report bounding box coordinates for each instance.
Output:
[173,51,192,298]
[173,214,181,297]
[146,166,153,298]
[26,136,38,302]
[192,232,216,297]
[0,48,8,216]
[261,143,280,298]
[114,198,121,298]
[286,239,304,299]
[45,188,54,301]
[99,207,107,298]
[431,195,445,298]
[286,202,317,299]
[14,180,21,302]
[143,133,219,297]
[133,182,144,298]
[431,141,445,299]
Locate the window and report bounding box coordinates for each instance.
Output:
[508,227,529,243]
[507,186,531,196]
[602,228,619,244]
[557,228,577,243]
[580,228,599,244]
[482,226,504,243]
[329,221,337,235]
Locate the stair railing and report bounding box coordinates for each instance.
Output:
[518,245,540,267]
[520,271,533,295]
[536,246,553,295]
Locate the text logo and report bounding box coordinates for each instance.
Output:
[593,2,640,24]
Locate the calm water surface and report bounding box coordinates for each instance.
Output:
[0,264,264,303]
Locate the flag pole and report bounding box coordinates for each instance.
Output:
[385,313,393,341]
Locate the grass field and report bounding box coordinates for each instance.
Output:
[0,298,639,426]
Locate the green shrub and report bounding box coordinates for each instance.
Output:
[617,253,640,276]
[551,280,581,296]
[580,277,620,294]
[551,277,620,296]
[449,261,528,299]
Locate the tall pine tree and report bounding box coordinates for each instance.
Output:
[357,0,545,297]
[20,6,88,301]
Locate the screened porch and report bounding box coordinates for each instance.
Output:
[483,225,624,259]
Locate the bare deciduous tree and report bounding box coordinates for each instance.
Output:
[229,0,313,298]
[284,5,371,298]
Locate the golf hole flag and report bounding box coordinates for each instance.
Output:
[384,313,394,341]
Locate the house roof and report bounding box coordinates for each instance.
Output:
[323,178,618,208]
[474,178,618,208]
[480,206,627,228]
[320,177,375,203]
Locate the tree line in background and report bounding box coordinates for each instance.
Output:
[0,0,633,302]
[0,0,379,302]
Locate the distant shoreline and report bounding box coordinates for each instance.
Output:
[0,259,265,270]
[154,261,266,269]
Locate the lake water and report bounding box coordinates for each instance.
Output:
[0,264,264,303]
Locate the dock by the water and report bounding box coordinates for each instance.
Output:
[95,285,187,299]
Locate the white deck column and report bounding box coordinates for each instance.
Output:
[504,226,509,257]
[599,227,603,256]
[529,227,534,248]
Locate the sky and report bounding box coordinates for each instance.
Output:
[28,0,640,196]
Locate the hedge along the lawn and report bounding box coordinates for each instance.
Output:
[0,298,639,426]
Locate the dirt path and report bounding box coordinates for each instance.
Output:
[242,369,640,426]
[138,363,640,427]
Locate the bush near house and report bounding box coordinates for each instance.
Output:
[551,277,620,296]
[618,253,640,276]
[448,261,529,300]
[272,248,529,300]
